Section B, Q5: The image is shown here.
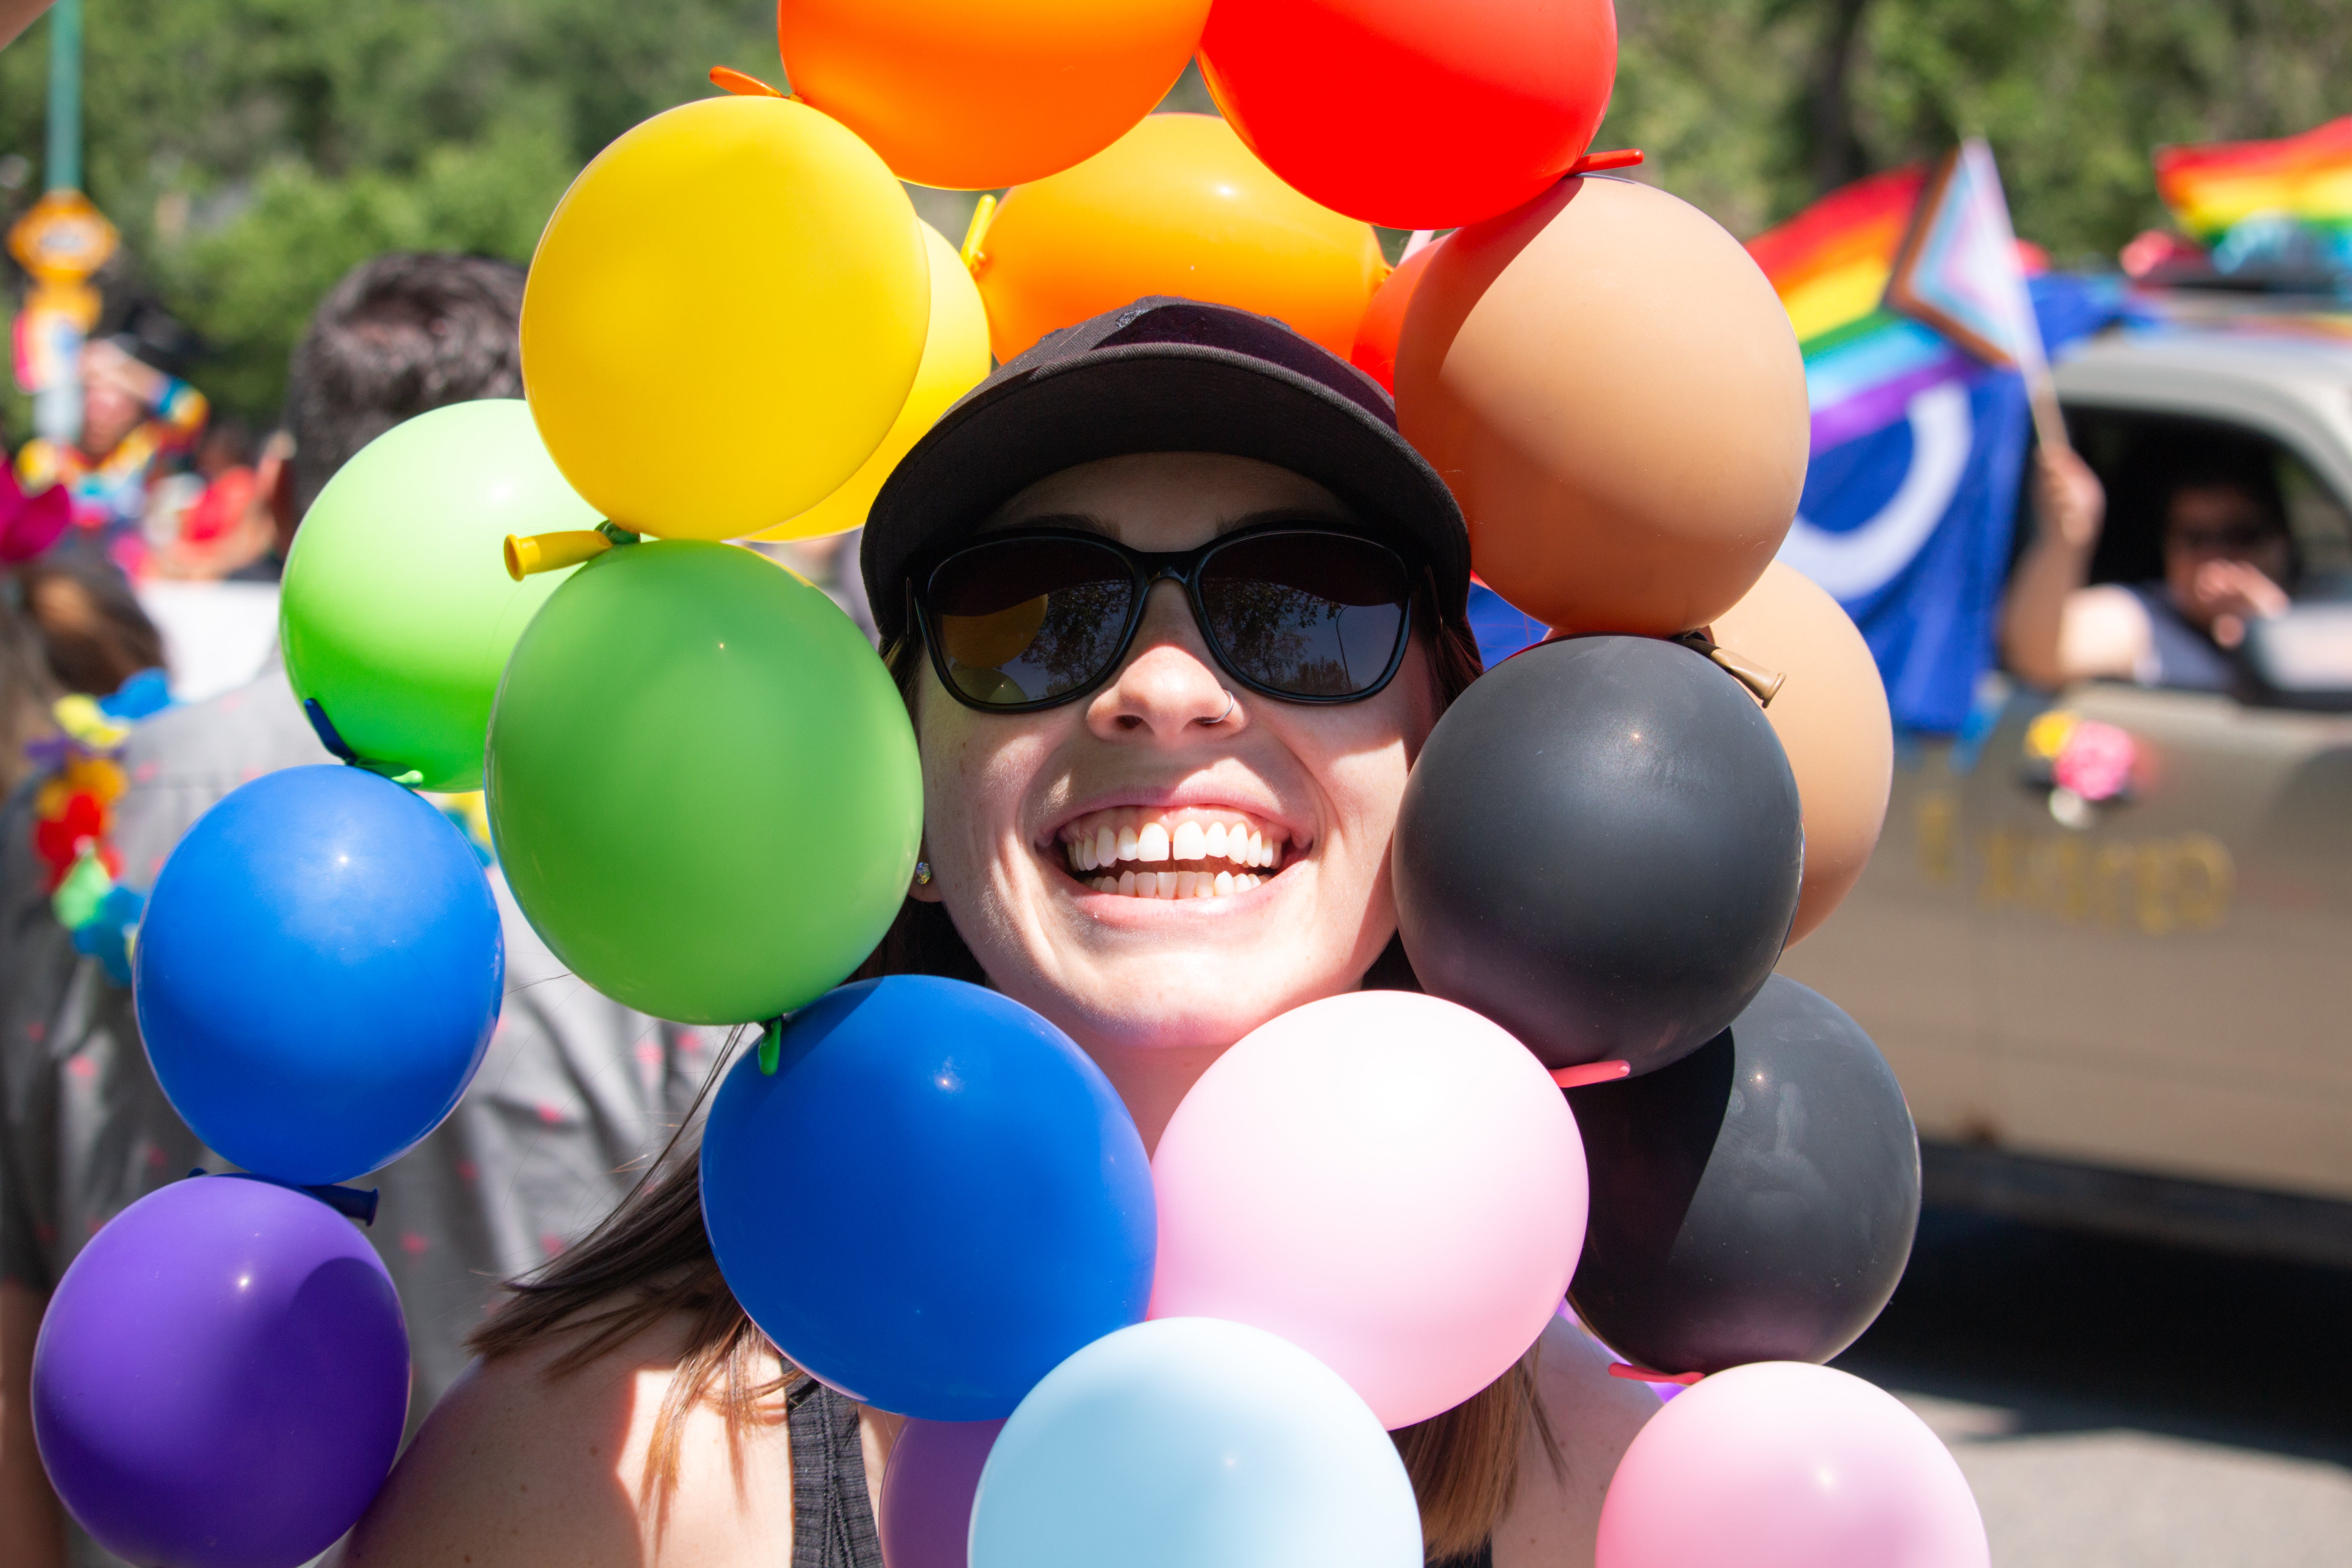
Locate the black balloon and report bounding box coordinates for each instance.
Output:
[1393,635,1802,1074]
[1565,974,1920,1375]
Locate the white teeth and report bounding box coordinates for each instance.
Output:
[1214,870,1235,896]
[1136,823,1170,863]
[1172,821,1207,862]
[1204,823,1229,860]
[1174,870,1199,898]
[1117,825,1139,862]
[1155,871,1179,899]
[1118,869,1137,896]
[1095,826,1117,867]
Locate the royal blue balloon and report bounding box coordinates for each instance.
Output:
[701,976,1155,1420]
[33,1175,410,1568]
[969,1318,1422,1568]
[135,764,503,1185]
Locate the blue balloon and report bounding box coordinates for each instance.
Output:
[970,1318,1422,1568]
[701,976,1154,1420]
[135,765,503,1185]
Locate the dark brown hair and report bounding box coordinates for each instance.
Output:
[286,253,527,518]
[472,582,1542,1559]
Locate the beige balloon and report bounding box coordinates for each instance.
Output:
[1709,562,1893,945]
[1397,176,1810,635]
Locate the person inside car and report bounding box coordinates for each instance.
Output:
[2002,439,2294,692]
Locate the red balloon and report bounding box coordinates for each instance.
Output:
[1199,0,1618,230]
[1348,239,1438,392]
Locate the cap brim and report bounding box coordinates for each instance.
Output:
[864,340,1469,644]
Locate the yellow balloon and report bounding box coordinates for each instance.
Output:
[521,95,930,541]
[753,219,992,542]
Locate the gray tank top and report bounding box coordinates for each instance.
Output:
[787,1378,885,1568]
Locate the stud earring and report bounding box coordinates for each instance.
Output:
[914,861,933,885]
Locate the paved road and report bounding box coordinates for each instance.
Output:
[1831,1209,2352,1567]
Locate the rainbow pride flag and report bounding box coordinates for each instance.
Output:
[1748,167,1974,454]
[2156,117,2352,246]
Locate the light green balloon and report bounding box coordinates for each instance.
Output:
[282,399,599,791]
[486,540,922,1025]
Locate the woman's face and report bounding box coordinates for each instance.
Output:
[912,452,1443,1064]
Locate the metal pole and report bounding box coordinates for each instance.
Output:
[46,0,81,193]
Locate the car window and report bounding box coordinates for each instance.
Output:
[2062,407,2350,600]
[2282,449,2352,597]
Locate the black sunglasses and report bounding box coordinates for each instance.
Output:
[911,524,1420,714]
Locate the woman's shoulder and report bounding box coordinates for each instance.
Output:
[337,1312,793,1568]
[1491,1315,1661,1568]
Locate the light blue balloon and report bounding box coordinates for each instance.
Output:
[968,1318,1422,1568]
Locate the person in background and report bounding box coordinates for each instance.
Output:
[2002,439,2295,692]
[15,335,210,577]
[0,252,713,1568]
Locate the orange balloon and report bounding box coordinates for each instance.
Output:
[974,113,1389,364]
[1349,239,1438,392]
[1709,562,1893,946]
[1396,177,1809,636]
[778,0,1211,190]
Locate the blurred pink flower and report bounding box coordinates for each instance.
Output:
[2053,719,2136,802]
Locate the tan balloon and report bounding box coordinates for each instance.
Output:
[1709,562,1893,945]
[1397,176,1809,634]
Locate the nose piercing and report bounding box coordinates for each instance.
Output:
[914,861,933,885]
[1213,689,1237,726]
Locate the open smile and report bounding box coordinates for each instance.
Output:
[1050,805,1290,901]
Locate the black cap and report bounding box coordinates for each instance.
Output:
[862,297,1470,645]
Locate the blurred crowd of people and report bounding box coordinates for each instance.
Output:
[0,253,760,1568]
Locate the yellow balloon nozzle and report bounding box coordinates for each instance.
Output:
[505,530,613,582]
[959,193,998,274]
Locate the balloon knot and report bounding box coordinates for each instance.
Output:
[186,1167,382,1227]
[757,1016,784,1075]
[506,528,623,581]
[708,65,786,99]
[1673,632,1785,707]
[1551,1060,1631,1089]
[1569,148,1645,175]
[304,698,423,787]
[960,194,998,274]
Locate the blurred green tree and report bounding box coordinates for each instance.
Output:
[0,0,2343,423]
[0,0,779,419]
[1602,0,2350,257]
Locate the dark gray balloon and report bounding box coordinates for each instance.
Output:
[1392,635,1802,1074]
[1565,974,1921,1375]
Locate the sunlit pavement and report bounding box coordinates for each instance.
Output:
[1833,1210,2352,1567]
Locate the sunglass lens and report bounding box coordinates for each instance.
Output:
[929,538,1135,707]
[1199,534,1412,698]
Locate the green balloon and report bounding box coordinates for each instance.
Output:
[487,540,921,1025]
[282,399,599,792]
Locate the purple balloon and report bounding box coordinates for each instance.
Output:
[33,1175,410,1568]
[879,1418,1008,1568]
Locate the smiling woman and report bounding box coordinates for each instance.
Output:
[337,299,1656,1568]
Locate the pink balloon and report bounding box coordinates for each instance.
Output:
[1148,991,1585,1428]
[1596,1363,1988,1568]
[878,1417,1006,1568]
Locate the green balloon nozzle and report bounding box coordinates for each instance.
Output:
[757,1016,784,1075]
